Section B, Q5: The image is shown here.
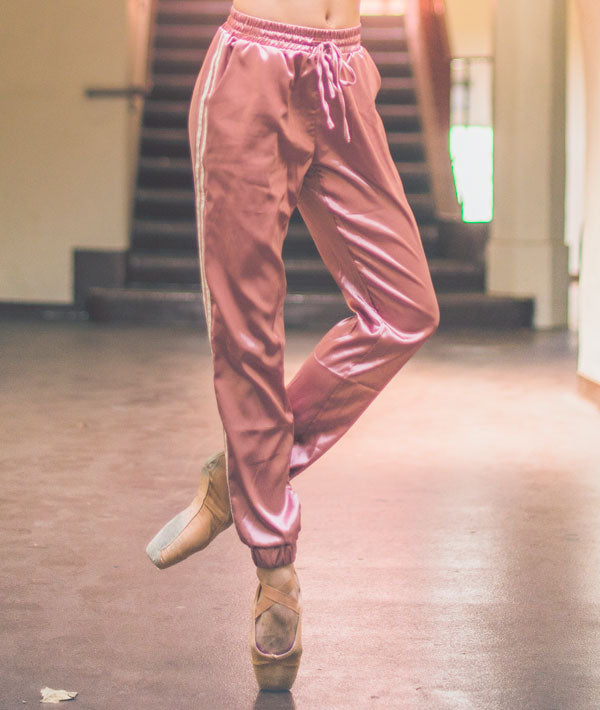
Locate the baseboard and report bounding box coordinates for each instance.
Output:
[577,373,600,409]
[0,302,88,321]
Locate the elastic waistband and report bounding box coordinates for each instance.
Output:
[223,6,362,53]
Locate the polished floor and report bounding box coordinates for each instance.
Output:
[1,321,599,709]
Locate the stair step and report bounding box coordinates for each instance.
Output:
[360,15,406,28]
[132,219,197,250]
[149,74,198,101]
[143,99,190,127]
[138,156,193,187]
[140,127,190,156]
[152,48,208,74]
[148,74,418,103]
[131,217,440,257]
[88,286,205,325]
[87,287,533,330]
[376,77,417,104]
[133,187,436,223]
[155,7,405,31]
[402,193,436,222]
[140,127,427,163]
[142,100,423,133]
[155,25,219,49]
[151,47,413,77]
[131,216,314,251]
[126,251,482,293]
[387,132,426,161]
[434,292,534,330]
[288,218,440,257]
[157,0,230,9]
[376,104,421,131]
[156,1,230,25]
[138,156,431,193]
[154,19,407,51]
[367,50,412,77]
[361,26,408,52]
[395,162,431,192]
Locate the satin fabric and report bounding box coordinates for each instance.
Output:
[188,6,440,569]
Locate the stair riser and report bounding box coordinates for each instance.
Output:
[149,78,418,104]
[129,269,482,293]
[155,26,217,49]
[388,142,425,161]
[128,245,479,288]
[131,226,323,255]
[362,39,409,53]
[378,112,421,132]
[396,171,430,192]
[140,134,191,157]
[128,267,481,293]
[156,11,229,26]
[375,87,417,105]
[133,197,436,224]
[142,101,422,132]
[154,27,408,52]
[360,15,406,29]
[88,289,533,330]
[131,226,440,259]
[155,8,408,30]
[137,161,431,194]
[153,54,413,79]
[139,133,425,163]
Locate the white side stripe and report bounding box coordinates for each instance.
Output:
[192,28,236,529]
[194,28,228,354]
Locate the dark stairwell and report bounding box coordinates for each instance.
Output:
[85,0,534,329]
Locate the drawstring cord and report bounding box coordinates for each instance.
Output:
[312,41,357,143]
[220,30,357,142]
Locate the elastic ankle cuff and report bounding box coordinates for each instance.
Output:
[251,543,296,569]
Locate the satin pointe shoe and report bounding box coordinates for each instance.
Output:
[250,568,303,691]
[145,450,233,569]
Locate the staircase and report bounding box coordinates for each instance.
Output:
[87,0,533,329]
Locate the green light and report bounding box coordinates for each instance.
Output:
[449,126,494,223]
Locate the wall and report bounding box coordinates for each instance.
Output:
[576,0,600,387]
[126,0,154,213]
[565,1,586,331]
[0,1,138,303]
[445,0,492,57]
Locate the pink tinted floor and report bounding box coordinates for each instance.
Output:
[1,321,599,709]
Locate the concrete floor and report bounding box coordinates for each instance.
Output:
[1,321,599,709]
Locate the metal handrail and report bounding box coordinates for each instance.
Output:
[84,86,149,98]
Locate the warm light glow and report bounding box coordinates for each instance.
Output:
[361,0,405,15]
[449,126,494,223]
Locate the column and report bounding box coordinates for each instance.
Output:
[486,0,569,328]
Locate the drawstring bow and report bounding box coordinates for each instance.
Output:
[312,41,357,143]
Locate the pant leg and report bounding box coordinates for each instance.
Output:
[188,29,314,568]
[287,45,440,478]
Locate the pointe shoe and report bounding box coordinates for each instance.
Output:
[250,569,303,691]
[145,450,233,569]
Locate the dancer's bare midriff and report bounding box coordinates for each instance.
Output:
[232,0,361,29]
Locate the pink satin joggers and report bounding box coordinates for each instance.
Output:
[187,7,440,569]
